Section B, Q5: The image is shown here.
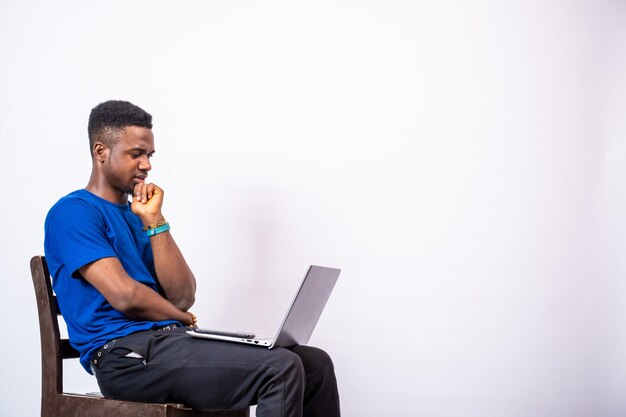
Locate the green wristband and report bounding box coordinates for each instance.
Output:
[146,222,170,237]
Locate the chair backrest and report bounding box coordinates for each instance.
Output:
[30,256,78,401]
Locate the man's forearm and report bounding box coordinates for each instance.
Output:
[79,256,195,325]
[121,281,195,325]
[149,228,196,310]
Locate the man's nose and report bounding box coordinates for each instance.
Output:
[139,156,152,171]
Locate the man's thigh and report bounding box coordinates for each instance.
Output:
[94,328,304,410]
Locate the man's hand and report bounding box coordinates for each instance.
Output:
[131,183,164,225]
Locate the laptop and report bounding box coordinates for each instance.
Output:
[187,265,340,348]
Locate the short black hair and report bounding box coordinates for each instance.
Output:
[88,100,153,154]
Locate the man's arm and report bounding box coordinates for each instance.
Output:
[148,228,196,310]
[132,183,196,311]
[79,257,195,325]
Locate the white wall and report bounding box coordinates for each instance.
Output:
[1,1,625,416]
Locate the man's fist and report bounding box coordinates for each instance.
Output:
[131,183,164,224]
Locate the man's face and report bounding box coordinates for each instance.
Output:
[102,126,155,195]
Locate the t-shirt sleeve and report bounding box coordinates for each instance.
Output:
[45,198,117,278]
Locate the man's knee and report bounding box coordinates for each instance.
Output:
[291,345,336,377]
[272,348,306,385]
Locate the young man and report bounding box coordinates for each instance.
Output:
[44,100,340,417]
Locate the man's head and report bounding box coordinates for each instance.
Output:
[88,100,153,156]
[87,100,156,202]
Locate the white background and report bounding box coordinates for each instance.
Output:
[1,1,625,416]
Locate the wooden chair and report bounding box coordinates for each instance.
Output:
[30,255,250,417]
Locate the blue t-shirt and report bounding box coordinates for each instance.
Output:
[44,189,179,373]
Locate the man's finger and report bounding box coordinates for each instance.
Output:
[134,183,147,203]
[147,184,161,200]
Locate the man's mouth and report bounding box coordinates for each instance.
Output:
[134,175,147,184]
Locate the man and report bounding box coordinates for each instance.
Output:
[44,100,340,417]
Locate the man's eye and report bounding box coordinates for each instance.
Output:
[131,154,141,158]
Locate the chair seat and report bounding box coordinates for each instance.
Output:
[55,392,248,417]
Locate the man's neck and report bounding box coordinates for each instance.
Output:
[85,175,129,205]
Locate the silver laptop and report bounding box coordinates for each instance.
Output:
[187,265,340,348]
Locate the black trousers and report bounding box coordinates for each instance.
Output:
[92,327,340,417]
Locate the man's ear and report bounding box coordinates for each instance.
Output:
[93,142,107,162]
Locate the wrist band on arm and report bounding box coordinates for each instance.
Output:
[146,222,170,237]
[143,219,168,231]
